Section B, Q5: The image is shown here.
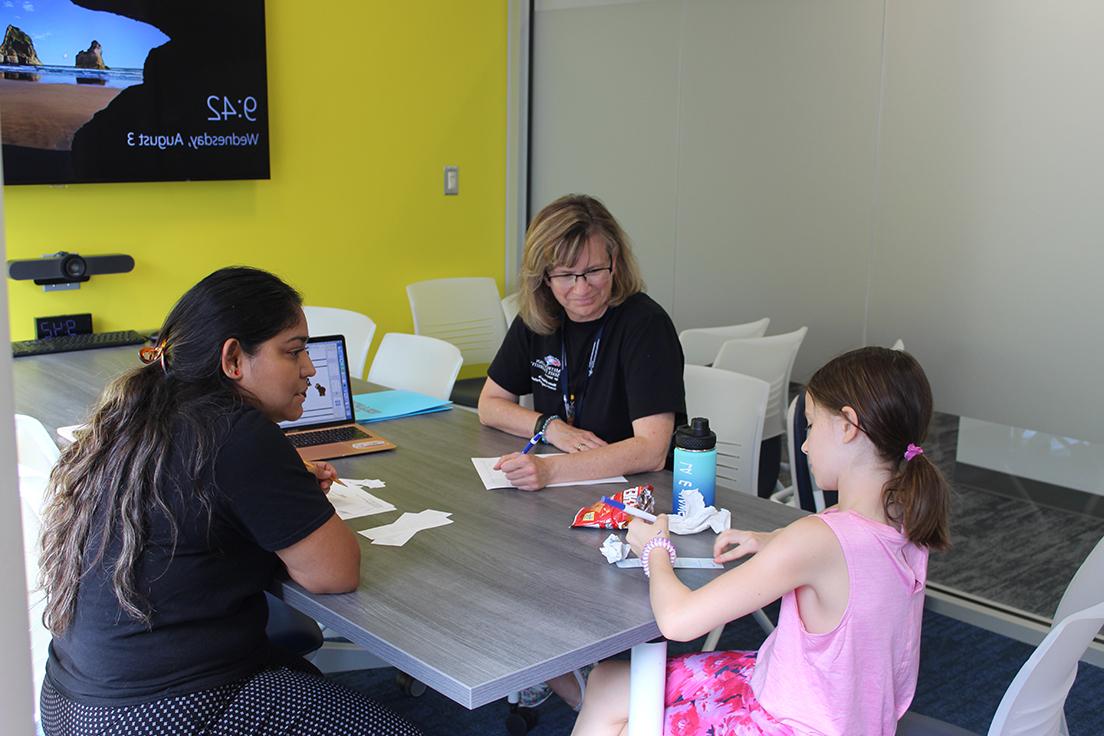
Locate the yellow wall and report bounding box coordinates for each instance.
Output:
[4,2,507,378]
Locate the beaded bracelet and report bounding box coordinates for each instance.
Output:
[537,414,560,444]
[640,535,677,578]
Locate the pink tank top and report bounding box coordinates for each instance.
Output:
[749,509,928,736]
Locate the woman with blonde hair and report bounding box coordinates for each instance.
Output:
[480,193,686,492]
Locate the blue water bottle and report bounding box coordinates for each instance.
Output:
[673,417,717,515]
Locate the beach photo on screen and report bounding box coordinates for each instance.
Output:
[0,0,270,186]
[0,0,166,180]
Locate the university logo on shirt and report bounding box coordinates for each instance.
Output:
[530,354,561,391]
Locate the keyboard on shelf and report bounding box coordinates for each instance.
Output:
[12,330,149,358]
[287,426,366,448]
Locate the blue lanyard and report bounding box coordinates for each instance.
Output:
[560,322,605,426]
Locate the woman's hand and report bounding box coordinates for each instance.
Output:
[544,419,608,454]
[307,460,339,493]
[713,529,771,563]
[495,452,550,491]
[627,514,670,556]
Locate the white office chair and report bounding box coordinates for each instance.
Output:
[406,277,508,408]
[679,318,770,366]
[897,600,1104,736]
[683,365,767,497]
[502,292,520,326]
[1054,535,1104,625]
[683,366,774,647]
[713,327,808,496]
[16,414,61,730]
[303,306,377,380]
[366,333,464,402]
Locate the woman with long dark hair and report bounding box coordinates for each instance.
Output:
[38,267,420,735]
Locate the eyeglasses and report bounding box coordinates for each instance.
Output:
[546,265,613,288]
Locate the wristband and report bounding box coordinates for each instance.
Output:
[534,413,551,438]
[537,414,560,444]
[640,535,677,578]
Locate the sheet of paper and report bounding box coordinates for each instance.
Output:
[615,557,723,570]
[57,424,84,443]
[359,510,453,546]
[344,478,386,490]
[327,483,396,520]
[471,456,627,490]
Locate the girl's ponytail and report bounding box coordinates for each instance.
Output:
[884,449,950,551]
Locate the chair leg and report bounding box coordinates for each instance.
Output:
[753,608,775,635]
[702,625,723,652]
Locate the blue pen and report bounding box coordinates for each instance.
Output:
[601,496,658,523]
[521,430,544,455]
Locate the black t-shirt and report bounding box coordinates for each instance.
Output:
[488,292,686,443]
[45,406,335,706]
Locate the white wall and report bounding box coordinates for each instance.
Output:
[531,0,1104,445]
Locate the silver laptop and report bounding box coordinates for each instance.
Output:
[279,335,395,461]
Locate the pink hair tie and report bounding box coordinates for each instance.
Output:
[904,443,924,462]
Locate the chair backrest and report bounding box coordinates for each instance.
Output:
[367,333,464,401]
[1054,534,1104,624]
[502,292,520,326]
[302,306,377,381]
[988,600,1104,736]
[15,414,60,727]
[713,327,808,440]
[786,393,825,512]
[678,318,770,366]
[406,277,507,365]
[684,365,769,496]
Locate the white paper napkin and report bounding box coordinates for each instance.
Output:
[668,490,731,535]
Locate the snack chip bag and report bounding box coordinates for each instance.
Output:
[571,485,655,529]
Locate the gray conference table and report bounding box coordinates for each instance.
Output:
[12,346,804,709]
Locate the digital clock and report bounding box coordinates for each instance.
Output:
[206,95,260,122]
[35,313,93,339]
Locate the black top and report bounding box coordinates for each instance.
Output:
[488,292,686,443]
[45,406,335,706]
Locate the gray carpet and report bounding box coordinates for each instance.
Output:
[929,482,1104,617]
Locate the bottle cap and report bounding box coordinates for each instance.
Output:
[675,417,716,451]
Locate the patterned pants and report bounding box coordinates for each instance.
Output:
[664,651,793,736]
[41,667,422,736]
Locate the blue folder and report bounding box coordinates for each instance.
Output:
[353,389,453,423]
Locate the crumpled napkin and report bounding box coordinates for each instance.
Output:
[600,533,631,563]
[668,490,731,535]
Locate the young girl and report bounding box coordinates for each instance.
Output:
[573,347,950,736]
[38,267,421,736]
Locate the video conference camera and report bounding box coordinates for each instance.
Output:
[8,252,135,291]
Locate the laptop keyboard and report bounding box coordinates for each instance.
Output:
[288,426,367,448]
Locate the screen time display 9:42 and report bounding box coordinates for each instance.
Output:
[207,95,260,122]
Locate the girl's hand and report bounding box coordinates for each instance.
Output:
[713,529,769,563]
[544,419,608,454]
[495,452,549,491]
[308,460,339,494]
[627,514,670,556]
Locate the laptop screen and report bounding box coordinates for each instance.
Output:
[279,335,356,431]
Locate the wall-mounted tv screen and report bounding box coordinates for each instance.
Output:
[0,0,269,185]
